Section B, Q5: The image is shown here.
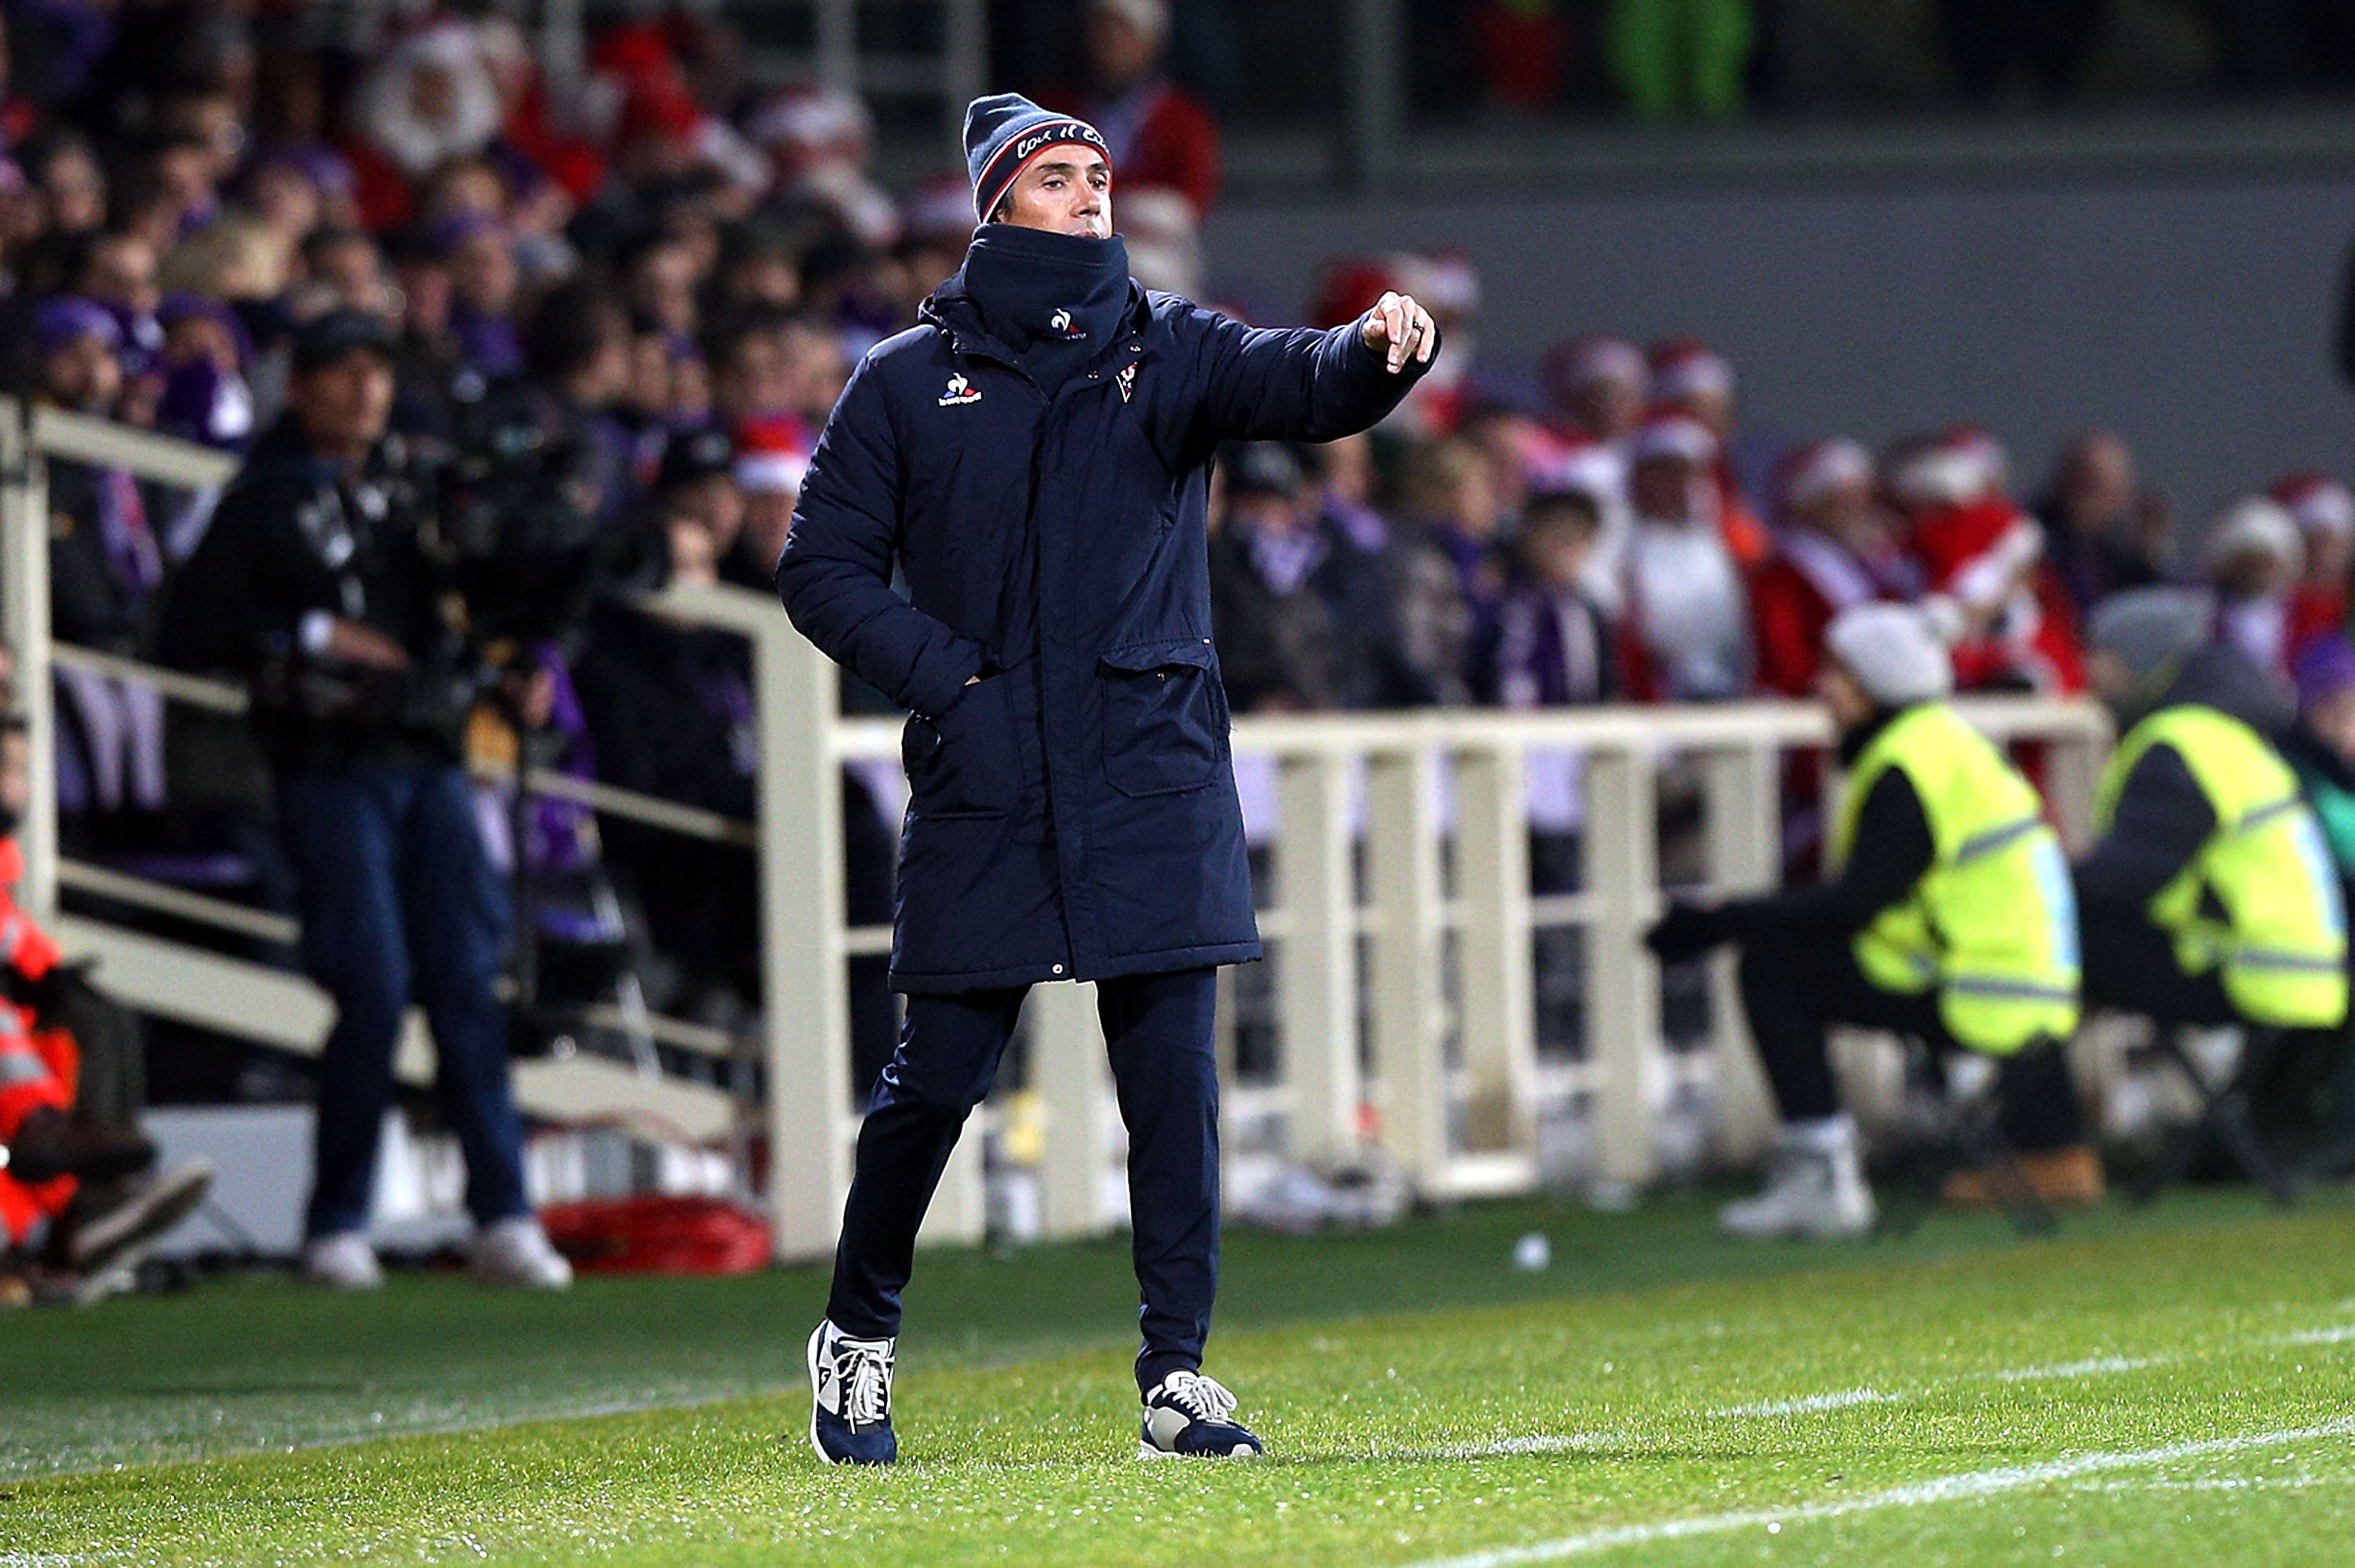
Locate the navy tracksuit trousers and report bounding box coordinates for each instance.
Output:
[826,966,1221,1395]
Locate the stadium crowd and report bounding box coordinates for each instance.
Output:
[3,0,2355,1296]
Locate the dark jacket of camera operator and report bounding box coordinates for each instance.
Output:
[160,313,473,773]
[436,282,655,655]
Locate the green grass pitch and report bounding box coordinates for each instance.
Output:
[5,1188,2354,1566]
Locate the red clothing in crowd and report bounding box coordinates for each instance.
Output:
[0,837,75,1245]
[1083,78,1221,216]
[1910,497,2087,694]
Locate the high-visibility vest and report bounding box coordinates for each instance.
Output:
[1831,702,2082,1053]
[2096,705,2350,1029]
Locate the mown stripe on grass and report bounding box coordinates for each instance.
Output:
[1401,1417,2355,1566]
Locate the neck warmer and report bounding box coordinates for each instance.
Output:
[959,223,1131,396]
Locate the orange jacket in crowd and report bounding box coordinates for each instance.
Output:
[0,837,78,1245]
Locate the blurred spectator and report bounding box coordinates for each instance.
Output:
[35,297,167,841]
[2036,432,2163,618]
[1400,434,1509,609]
[1078,0,1221,217]
[1305,435,1421,711]
[1607,0,1754,119]
[1750,437,1912,699]
[1535,334,1646,614]
[2201,494,2305,678]
[1619,413,1750,700]
[745,85,898,249]
[1209,443,1338,713]
[348,21,503,232]
[2268,472,2355,658]
[1471,487,1615,709]
[1648,336,1767,565]
[1886,426,2084,693]
[725,416,807,590]
[2287,634,2355,875]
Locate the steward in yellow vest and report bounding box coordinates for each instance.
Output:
[1647,603,2090,1242]
[2080,589,2350,1032]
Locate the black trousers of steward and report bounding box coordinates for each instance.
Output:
[1737,931,2086,1152]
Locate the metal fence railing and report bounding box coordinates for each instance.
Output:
[0,402,2113,1261]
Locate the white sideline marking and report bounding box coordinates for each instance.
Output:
[1440,1433,1626,1459]
[1993,1355,2160,1382]
[1401,1417,2355,1567]
[1711,1387,1902,1418]
[2280,1325,2355,1346]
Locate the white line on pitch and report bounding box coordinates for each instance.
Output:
[1710,1387,1904,1418]
[1400,1417,2355,1568]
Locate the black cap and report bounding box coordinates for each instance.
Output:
[655,425,736,494]
[1221,441,1308,501]
[290,308,396,371]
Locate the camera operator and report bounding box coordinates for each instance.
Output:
[160,309,571,1292]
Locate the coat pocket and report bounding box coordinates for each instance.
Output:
[1100,638,1227,798]
[904,669,1022,819]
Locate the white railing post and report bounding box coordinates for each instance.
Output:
[1032,979,1115,1238]
[1453,742,1535,1154]
[755,607,855,1261]
[915,1103,988,1247]
[1364,746,1448,1189]
[0,403,57,921]
[2043,725,2104,854]
[1276,748,1360,1165]
[1585,744,1660,1189]
[1701,742,1780,1164]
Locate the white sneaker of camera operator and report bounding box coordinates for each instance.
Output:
[1718,1114,1876,1241]
[303,1216,572,1291]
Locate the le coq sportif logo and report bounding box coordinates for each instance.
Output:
[939,373,983,407]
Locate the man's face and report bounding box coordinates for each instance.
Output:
[85,236,159,315]
[1571,377,1642,441]
[293,351,393,455]
[0,731,28,827]
[1815,660,1877,732]
[44,333,121,413]
[1631,455,1697,523]
[998,152,1112,239]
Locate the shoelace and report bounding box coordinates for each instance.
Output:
[831,1334,894,1427]
[1156,1371,1239,1424]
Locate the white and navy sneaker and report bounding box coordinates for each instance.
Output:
[1138,1371,1263,1459]
[807,1320,898,1464]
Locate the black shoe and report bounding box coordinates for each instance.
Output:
[4,1107,154,1187]
[66,1161,213,1279]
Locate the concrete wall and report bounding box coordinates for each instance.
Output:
[1204,172,2355,522]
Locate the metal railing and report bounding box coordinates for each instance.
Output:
[0,403,2112,1263]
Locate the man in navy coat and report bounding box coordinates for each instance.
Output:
[780,93,1436,1464]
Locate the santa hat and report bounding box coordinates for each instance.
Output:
[1543,334,1648,402]
[1773,436,1872,518]
[1090,0,1170,39]
[2200,496,2302,576]
[1886,426,2006,509]
[2268,471,2355,541]
[1648,337,1733,404]
[746,85,874,153]
[1627,412,1717,469]
[733,417,809,496]
[1308,259,1399,331]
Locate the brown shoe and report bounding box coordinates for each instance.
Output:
[1941,1145,2107,1210]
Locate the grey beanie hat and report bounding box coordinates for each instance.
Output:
[1824,603,1953,707]
[2086,586,2215,694]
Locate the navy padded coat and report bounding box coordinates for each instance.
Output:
[778,275,1429,993]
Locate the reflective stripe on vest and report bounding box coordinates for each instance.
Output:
[2095,705,2350,1030]
[1832,702,2083,1054]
